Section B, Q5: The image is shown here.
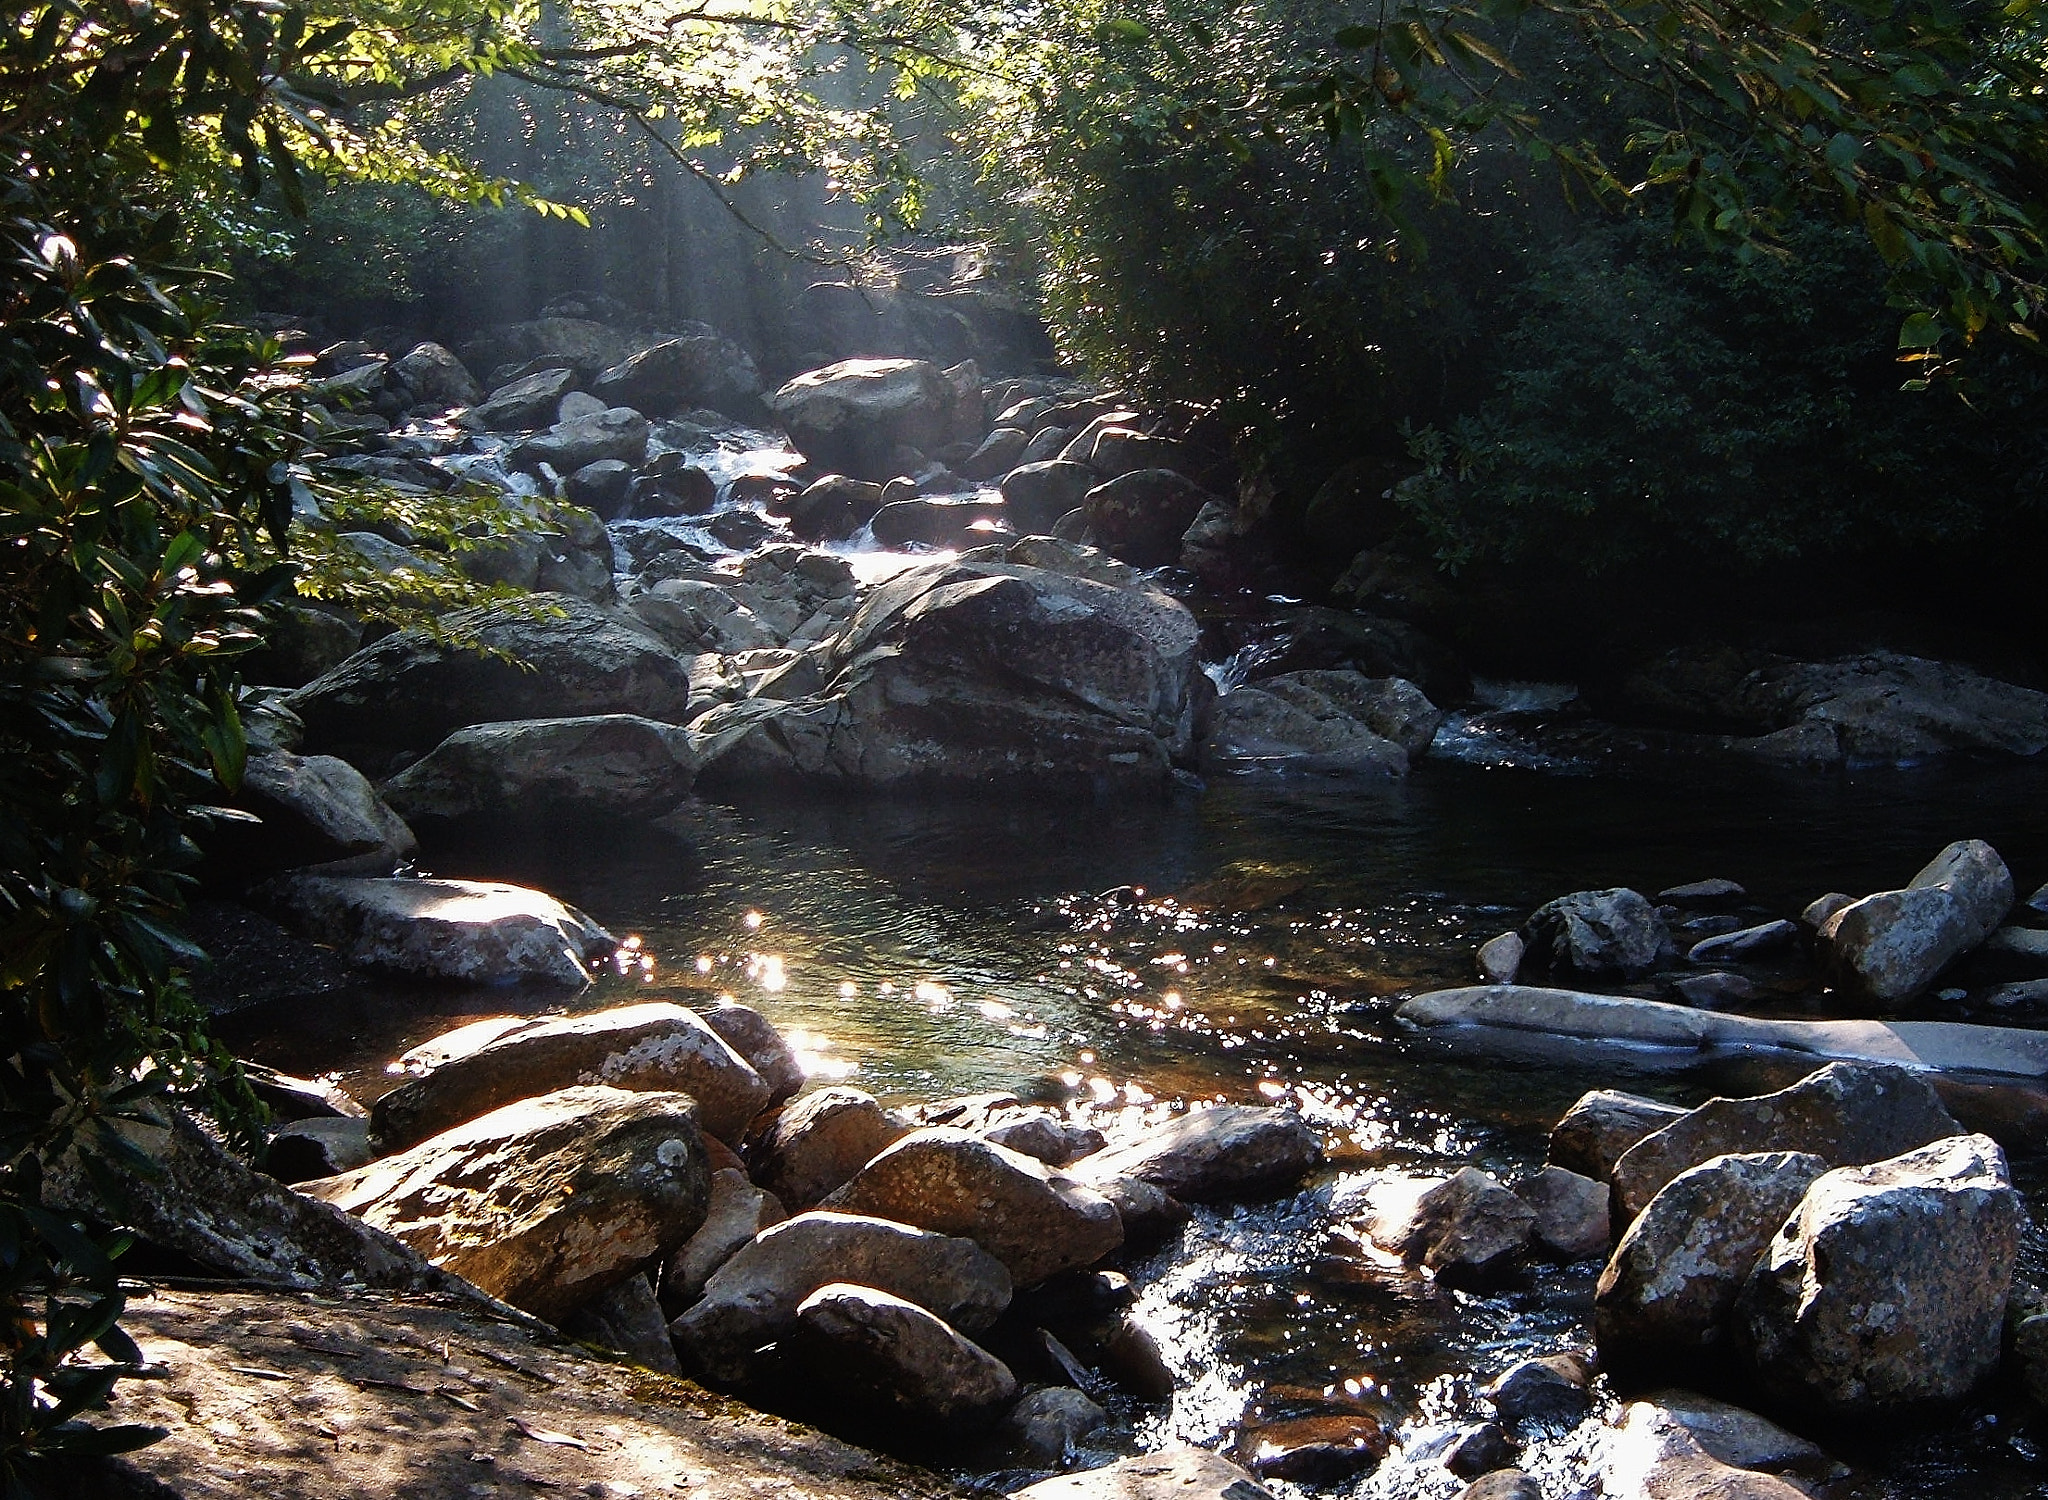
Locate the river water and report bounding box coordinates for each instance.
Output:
[225,741,2048,1499]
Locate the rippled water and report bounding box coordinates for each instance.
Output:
[222,746,2048,1497]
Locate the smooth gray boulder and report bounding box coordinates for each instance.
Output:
[1734,1134,2022,1414]
[1819,839,2015,1005]
[793,1282,1018,1430]
[371,1002,771,1150]
[1610,1062,1960,1221]
[210,749,417,879]
[391,342,483,409]
[1523,888,1668,978]
[820,1127,1123,1285]
[1081,468,1214,569]
[287,596,695,759]
[303,1085,711,1323]
[509,407,651,473]
[671,1211,1012,1384]
[1070,1105,1322,1203]
[1001,461,1099,533]
[261,874,616,986]
[1361,1168,1536,1286]
[752,1086,913,1209]
[1594,1151,1829,1365]
[1687,920,1800,964]
[459,367,578,431]
[770,358,954,481]
[1477,931,1525,984]
[380,714,699,823]
[590,335,762,419]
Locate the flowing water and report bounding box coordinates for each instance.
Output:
[223,745,2048,1498]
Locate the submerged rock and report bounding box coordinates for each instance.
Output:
[261,874,616,986]
[371,1003,770,1150]
[302,1085,711,1322]
[1734,1133,2021,1415]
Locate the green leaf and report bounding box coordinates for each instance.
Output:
[1897,311,1942,348]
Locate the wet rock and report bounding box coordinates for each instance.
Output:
[1204,683,1409,777]
[1477,931,1524,985]
[287,595,695,760]
[565,458,635,519]
[1087,1172,1191,1249]
[1240,1413,1391,1483]
[1002,1386,1108,1465]
[794,1282,1018,1431]
[770,358,955,481]
[1983,925,2048,970]
[1099,1313,1176,1400]
[266,1118,375,1183]
[372,1002,771,1150]
[1601,1401,1812,1500]
[1668,972,1759,1009]
[671,1211,1012,1384]
[1658,879,1747,903]
[1631,1391,1844,1479]
[1010,1447,1276,1500]
[1070,1105,1322,1203]
[458,367,579,431]
[1003,461,1100,534]
[961,426,1030,481]
[590,335,762,420]
[1801,892,1854,929]
[390,342,482,409]
[1734,1133,2021,1415]
[788,474,885,542]
[1818,838,2015,1005]
[1362,1168,1535,1286]
[1610,1062,1961,1221]
[209,749,417,879]
[302,1085,711,1322]
[47,1104,480,1299]
[1594,1151,1829,1367]
[1515,1165,1609,1261]
[1455,1471,1540,1500]
[706,508,781,551]
[691,560,1204,792]
[1082,469,1214,569]
[1981,978,2048,1009]
[1486,1352,1593,1427]
[1687,920,1800,964]
[1523,888,1669,978]
[703,1002,806,1108]
[242,1063,364,1121]
[753,1086,914,1209]
[662,1168,787,1312]
[871,496,1005,549]
[1257,670,1444,757]
[261,874,616,987]
[1444,1422,1516,1478]
[510,407,651,473]
[821,1127,1123,1285]
[561,1270,680,1372]
[907,1093,1105,1165]
[380,713,699,824]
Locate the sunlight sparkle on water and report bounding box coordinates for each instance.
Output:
[746,953,786,992]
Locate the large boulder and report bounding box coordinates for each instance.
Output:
[752,1086,914,1209]
[1819,839,2015,1005]
[820,1127,1123,1285]
[702,1002,806,1108]
[1523,888,1669,978]
[303,1085,712,1323]
[1594,1151,1829,1367]
[671,1211,1013,1384]
[1360,1168,1536,1286]
[207,749,417,879]
[287,596,695,761]
[1516,1165,1610,1260]
[1203,670,1441,777]
[792,1283,1018,1432]
[769,358,954,480]
[510,407,651,474]
[1082,469,1215,569]
[390,342,483,409]
[1609,1062,1961,1221]
[371,1003,772,1150]
[590,335,763,419]
[1069,1105,1322,1203]
[459,317,640,379]
[1600,1401,1818,1500]
[1002,460,1098,533]
[1734,1134,2022,1414]
[458,367,580,431]
[1549,1090,1688,1182]
[379,714,699,824]
[260,874,616,986]
[691,560,1204,792]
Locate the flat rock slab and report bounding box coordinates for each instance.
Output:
[263,874,616,986]
[74,1288,952,1500]
[1011,1446,1277,1500]
[1399,985,2048,1079]
[1071,1105,1322,1203]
